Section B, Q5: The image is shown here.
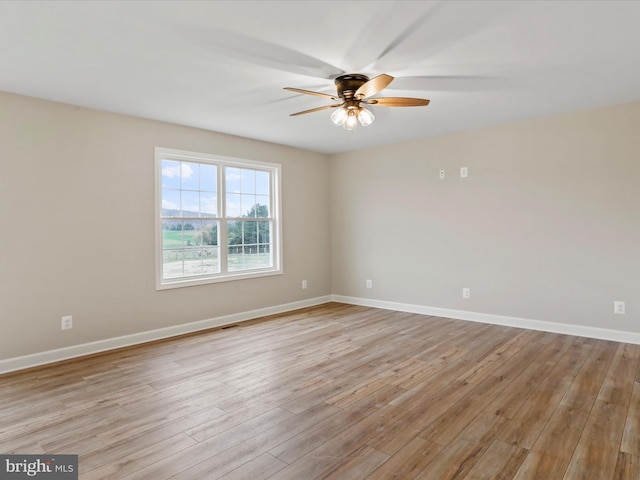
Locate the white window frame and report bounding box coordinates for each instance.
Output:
[155,147,282,290]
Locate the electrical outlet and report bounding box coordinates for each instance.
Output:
[462,288,470,299]
[61,315,73,330]
[302,280,307,290]
[460,166,468,178]
[439,169,445,179]
[366,279,373,289]
[614,301,625,314]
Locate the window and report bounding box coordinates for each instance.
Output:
[155,147,281,289]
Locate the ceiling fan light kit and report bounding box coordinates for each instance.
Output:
[284,73,430,130]
[330,104,375,130]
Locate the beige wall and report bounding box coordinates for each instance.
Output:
[0,91,332,359]
[331,101,640,333]
[2,90,639,363]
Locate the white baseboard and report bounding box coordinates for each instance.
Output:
[332,295,640,345]
[0,296,332,375]
[4,294,639,375]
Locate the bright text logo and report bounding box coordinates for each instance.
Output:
[0,455,77,479]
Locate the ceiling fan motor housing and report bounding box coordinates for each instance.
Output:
[334,74,370,100]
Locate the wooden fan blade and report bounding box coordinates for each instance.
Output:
[289,104,342,116]
[354,74,394,99]
[365,97,430,107]
[283,87,338,100]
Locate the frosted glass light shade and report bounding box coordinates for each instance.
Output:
[330,107,348,126]
[344,110,358,130]
[358,107,375,126]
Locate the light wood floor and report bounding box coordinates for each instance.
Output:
[1,303,639,479]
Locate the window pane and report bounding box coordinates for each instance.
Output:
[238,203,269,219]
[161,160,181,189]
[242,220,257,245]
[258,220,270,244]
[181,191,199,216]
[200,193,217,217]
[256,246,272,268]
[182,221,201,246]
[227,247,243,272]
[227,247,254,271]
[182,248,202,276]
[163,249,183,279]
[200,164,217,192]
[162,189,180,216]
[226,219,272,272]
[162,220,184,248]
[202,247,219,274]
[241,194,256,217]
[181,162,200,190]
[255,196,269,217]
[256,170,269,195]
[259,244,271,255]
[227,246,272,272]
[241,169,255,193]
[226,167,241,193]
[226,193,242,217]
[227,220,242,245]
[202,221,218,246]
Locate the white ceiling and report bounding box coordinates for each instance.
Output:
[1,1,640,154]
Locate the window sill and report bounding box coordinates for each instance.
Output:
[156,268,283,290]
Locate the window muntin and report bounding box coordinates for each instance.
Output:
[156,148,281,289]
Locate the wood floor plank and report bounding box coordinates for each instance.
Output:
[613,452,640,480]
[456,330,540,384]
[79,406,262,471]
[216,453,287,480]
[598,343,640,407]
[318,445,389,480]
[621,382,640,456]
[484,361,548,420]
[392,347,466,389]
[81,433,198,480]
[119,407,296,480]
[268,407,367,465]
[325,376,390,409]
[497,339,592,449]
[280,375,367,414]
[410,411,509,480]
[341,384,408,417]
[187,406,294,444]
[369,380,476,455]
[172,403,341,480]
[560,339,617,413]
[455,412,509,445]
[96,397,227,445]
[0,397,122,444]
[365,437,443,480]
[388,362,475,412]
[0,303,637,480]
[418,375,511,447]
[461,440,529,480]
[563,399,627,480]
[267,405,405,480]
[412,439,487,480]
[484,334,574,420]
[511,406,589,480]
[0,437,45,455]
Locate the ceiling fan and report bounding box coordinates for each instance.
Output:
[284,74,430,130]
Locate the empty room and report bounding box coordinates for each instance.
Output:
[1,1,639,479]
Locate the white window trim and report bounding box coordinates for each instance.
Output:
[155,147,283,290]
